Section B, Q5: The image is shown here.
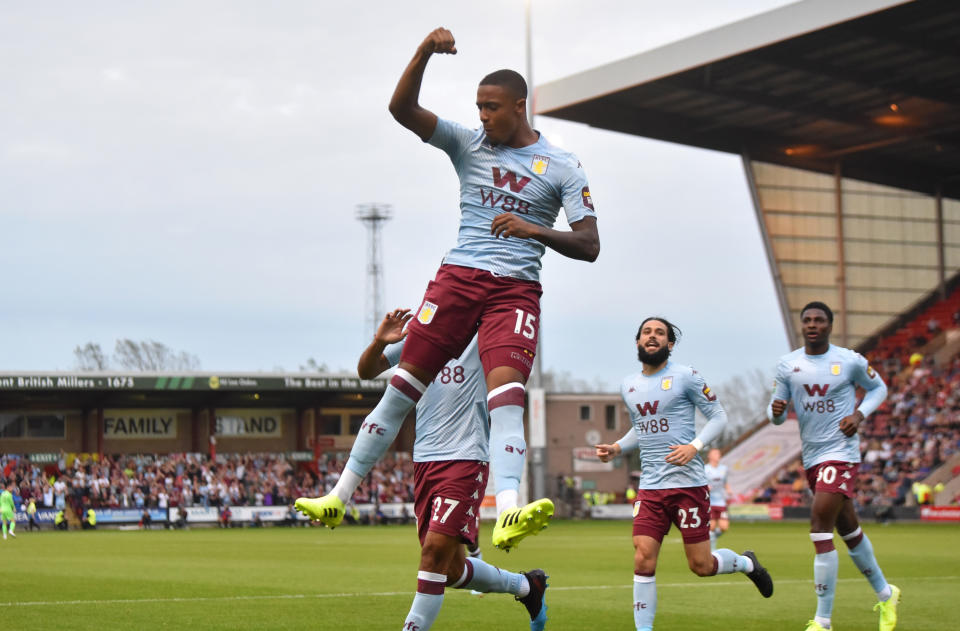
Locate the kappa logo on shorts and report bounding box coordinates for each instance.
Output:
[417,301,438,325]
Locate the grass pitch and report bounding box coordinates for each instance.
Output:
[1,520,956,630]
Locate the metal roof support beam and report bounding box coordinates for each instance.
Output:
[743,153,795,349]
[191,408,202,453]
[835,162,849,347]
[96,407,104,461]
[937,184,946,300]
[81,409,91,454]
[208,407,216,460]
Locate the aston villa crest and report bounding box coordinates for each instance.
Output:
[531,154,550,175]
[417,301,438,325]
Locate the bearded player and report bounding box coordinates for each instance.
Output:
[297,27,599,551]
[596,317,773,631]
[768,301,898,631]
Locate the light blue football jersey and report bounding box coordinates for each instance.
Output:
[428,118,596,282]
[384,336,488,463]
[769,344,887,469]
[704,463,729,507]
[621,362,726,490]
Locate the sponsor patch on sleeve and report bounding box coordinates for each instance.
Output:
[581,186,594,212]
[702,384,717,402]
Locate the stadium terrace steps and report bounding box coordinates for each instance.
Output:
[935,472,960,506]
[927,453,960,506]
[65,505,81,530]
[934,329,960,365]
[874,286,960,361]
[722,421,802,498]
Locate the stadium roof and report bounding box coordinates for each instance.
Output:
[535,0,960,199]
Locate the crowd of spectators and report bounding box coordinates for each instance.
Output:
[0,451,416,517]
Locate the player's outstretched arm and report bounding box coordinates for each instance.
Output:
[388,28,456,141]
[357,308,413,379]
[490,215,600,262]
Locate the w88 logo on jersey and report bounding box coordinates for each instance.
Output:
[636,418,670,434]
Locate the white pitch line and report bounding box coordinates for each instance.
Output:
[1,576,955,608]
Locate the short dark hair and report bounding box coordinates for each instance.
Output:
[636,316,682,344]
[479,69,527,99]
[801,301,834,323]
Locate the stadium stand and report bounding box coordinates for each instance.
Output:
[0,451,415,526]
[865,283,960,375]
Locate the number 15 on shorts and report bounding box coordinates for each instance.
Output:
[514,309,536,339]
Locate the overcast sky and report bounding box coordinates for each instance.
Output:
[1,0,798,393]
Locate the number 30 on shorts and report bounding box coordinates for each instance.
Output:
[816,465,837,485]
[513,309,536,339]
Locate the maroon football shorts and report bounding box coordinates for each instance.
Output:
[401,265,542,379]
[632,486,711,544]
[709,505,728,522]
[413,460,488,547]
[804,461,859,499]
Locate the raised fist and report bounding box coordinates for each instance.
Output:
[419,27,457,56]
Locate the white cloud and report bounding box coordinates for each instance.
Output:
[101,67,126,82]
[3,140,75,165]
